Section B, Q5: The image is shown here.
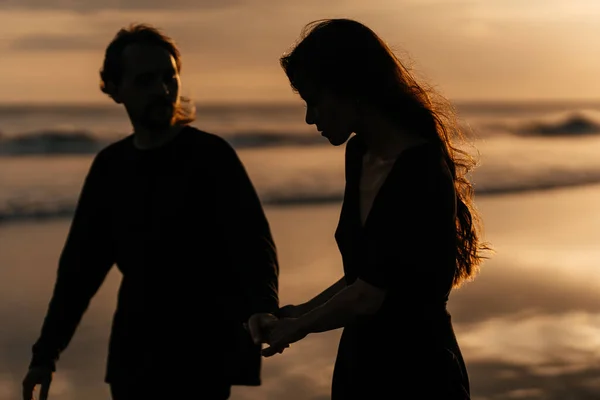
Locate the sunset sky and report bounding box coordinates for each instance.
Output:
[0,0,599,104]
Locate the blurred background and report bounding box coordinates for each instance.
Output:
[2,1,600,399]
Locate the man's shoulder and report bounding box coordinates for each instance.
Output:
[98,134,133,158]
[183,126,233,150]
[180,126,240,163]
[92,127,238,167]
[93,134,133,166]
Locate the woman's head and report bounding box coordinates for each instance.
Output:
[281,18,491,287]
[280,18,434,146]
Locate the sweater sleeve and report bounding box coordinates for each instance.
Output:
[29,151,115,371]
[212,138,279,318]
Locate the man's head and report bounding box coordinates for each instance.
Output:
[100,24,194,130]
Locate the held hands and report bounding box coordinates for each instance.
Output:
[246,304,310,357]
[246,312,279,345]
[261,316,308,357]
[245,313,289,356]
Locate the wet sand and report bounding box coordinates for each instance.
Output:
[2,184,600,399]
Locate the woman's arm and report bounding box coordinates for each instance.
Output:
[262,278,385,355]
[264,149,456,354]
[290,277,347,316]
[297,278,385,333]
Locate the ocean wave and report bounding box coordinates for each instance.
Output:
[4,170,600,224]
[0,130,105,155]
[0,200,76,224]
[0,129,326,156]
[223,131,325,148]
[3,112,600,156]
[473,171,600,195]
[0,194,345,224]
[518,113,600,136]
[482,113,600,137]
[4,130,600,224]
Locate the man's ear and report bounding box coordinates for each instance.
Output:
[103,81,123,104]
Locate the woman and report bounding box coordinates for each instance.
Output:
[248,18,490,399]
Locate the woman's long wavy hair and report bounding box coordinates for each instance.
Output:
[280,19,492,288]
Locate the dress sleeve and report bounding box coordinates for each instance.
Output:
[357,155,456,291]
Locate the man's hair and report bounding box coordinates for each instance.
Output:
[99,23,182,95]
[99,23,195,124]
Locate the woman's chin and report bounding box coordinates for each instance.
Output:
[323,132,350,146]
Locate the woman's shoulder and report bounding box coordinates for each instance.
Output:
[395,143,454,190]
[346,134,367,155]
[401,142,447,170]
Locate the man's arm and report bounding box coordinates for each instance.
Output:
[29,153,115,371]
[215,139,279,318]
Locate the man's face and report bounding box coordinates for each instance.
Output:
[115,43,181,131]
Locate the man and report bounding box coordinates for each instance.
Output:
[22,24,279,400]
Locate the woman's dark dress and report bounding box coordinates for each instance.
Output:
[332,136,471,399]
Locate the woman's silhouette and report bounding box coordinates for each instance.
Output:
[249,18,491,399]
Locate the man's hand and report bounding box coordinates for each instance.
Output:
[245,313,289,354]
[262,317,308,357]
[246,313,278,345]
[22,366,53,400]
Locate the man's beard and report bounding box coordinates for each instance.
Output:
[139,100,176,130]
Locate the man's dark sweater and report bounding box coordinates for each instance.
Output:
[29,126,279,385]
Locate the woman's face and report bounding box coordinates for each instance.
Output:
[297,78,358,146]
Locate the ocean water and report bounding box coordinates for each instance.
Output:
[2,100,600,224]
[5,101,600,399]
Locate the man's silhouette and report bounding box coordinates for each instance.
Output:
[22,24,279,400]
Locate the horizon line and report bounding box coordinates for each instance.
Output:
[0,98,600,108]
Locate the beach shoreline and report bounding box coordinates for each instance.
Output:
[2,183,600,399]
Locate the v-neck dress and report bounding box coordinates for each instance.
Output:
[331,136,471,399]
